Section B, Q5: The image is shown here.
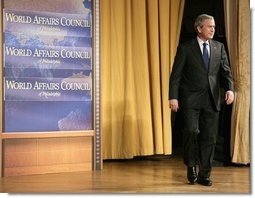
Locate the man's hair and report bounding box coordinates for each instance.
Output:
[194,14,214,33]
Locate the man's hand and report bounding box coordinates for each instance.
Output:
[225,91,234,105]
[169,99,179,112]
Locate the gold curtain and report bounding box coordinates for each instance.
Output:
[100,0,185,159]
[224,0,250,164]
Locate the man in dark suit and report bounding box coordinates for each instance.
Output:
[169,14,234,186]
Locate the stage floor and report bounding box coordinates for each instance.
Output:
[0,155,250,194]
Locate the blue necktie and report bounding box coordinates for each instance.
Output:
[203,43,209,69]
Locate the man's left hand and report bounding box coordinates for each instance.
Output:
[225,91,234,105]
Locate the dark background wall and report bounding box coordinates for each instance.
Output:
[180,0,226,44]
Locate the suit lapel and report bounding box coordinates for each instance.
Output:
[208,40,216,72]
[191,39,207,70]
[192,39,217,72]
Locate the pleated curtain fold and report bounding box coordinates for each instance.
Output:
[224,0,250,164]
[100,0,185,159]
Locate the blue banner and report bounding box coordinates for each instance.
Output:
[4,45,92,70]
[5,101,92,132]
[4,9,92,38]
[4,74,92,101]
[4,32,92,48]
[3,1,93,132]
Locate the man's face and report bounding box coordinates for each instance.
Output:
[197,19,215,41]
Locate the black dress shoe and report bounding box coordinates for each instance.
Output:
[198,177,212,186]
[187,166,197,184]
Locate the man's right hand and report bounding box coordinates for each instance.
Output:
[169,99,179,112]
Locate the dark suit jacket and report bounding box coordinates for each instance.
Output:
[169,38,234,111]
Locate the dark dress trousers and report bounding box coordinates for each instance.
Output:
[169,38,234,178]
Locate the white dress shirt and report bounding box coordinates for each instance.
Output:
[197,36,210,57]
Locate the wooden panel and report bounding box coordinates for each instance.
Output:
[3,136,93,177]
[2,131,94,139]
